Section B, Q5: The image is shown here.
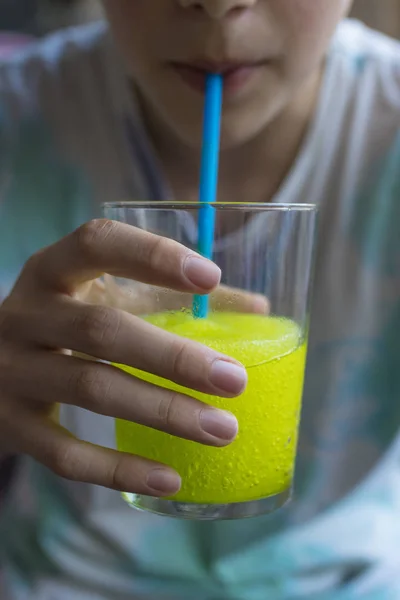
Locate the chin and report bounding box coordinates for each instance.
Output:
[220,119,266,150]
[218,111,273,151]
[169,112,269,153]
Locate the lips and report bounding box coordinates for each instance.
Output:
[170,59,266,95]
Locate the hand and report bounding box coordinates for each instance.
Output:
[0,220,266,497]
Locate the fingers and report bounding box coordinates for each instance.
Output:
[6,351,239,447]
[211,285,270,314]
[104,278,270,316]
[17,220,221,295]
[3,409,181,496]
[6,298,248,398]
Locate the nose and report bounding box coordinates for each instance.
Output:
[178,0,257,20]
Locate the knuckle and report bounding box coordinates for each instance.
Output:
[73,306,120,352]
[169,338,193,380]
[21,250,47,281]
[51,441,82,481]
[106,453,137,491]
[70,364,111,412]
[147,236,177,272]
[75,219,117,259]
[24,250,45,273]
[109,457,130,491]
[157,390,181,428]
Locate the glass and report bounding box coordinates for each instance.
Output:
[103,201,317,520]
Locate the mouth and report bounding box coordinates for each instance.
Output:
[169,59,267,95]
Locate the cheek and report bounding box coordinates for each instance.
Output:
[103,1,161,46]
[274,0,351,77]
[103,1,158,76]
[279,0,351,27]
[103,0,142,18]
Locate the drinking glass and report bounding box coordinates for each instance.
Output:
[103,201,317,520]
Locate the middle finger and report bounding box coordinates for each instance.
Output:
[18,297,248,398]
[7,351,239,446]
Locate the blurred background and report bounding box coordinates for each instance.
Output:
[0,0,400,37]
[352,0,400,37]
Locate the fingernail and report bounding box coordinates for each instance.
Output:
[184,256,221,290]
[147,469,181,495]
[210,359,247,395]
[200,408,239,441]
[253,295,269,314]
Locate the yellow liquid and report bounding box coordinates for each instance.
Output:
[116,313,307,504]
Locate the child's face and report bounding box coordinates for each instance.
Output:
[103,0,352,149]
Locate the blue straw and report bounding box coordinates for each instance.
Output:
[192,73,223,319]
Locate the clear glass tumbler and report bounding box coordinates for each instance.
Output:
[103,202,317,520]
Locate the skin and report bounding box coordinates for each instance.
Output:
[103,0,353,203]
[0,0,352,495]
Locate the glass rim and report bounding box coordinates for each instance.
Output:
[102,201,317,212]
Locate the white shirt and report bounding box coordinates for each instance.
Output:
[0,19,399,599]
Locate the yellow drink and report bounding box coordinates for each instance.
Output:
[116,313,307,504]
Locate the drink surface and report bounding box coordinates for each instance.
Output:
[116,312,307,504]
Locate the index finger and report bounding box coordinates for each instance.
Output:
[20,220,221,295]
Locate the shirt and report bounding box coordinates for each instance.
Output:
[0,18,399,600]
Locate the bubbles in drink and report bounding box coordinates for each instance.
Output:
[116,313,306,504]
